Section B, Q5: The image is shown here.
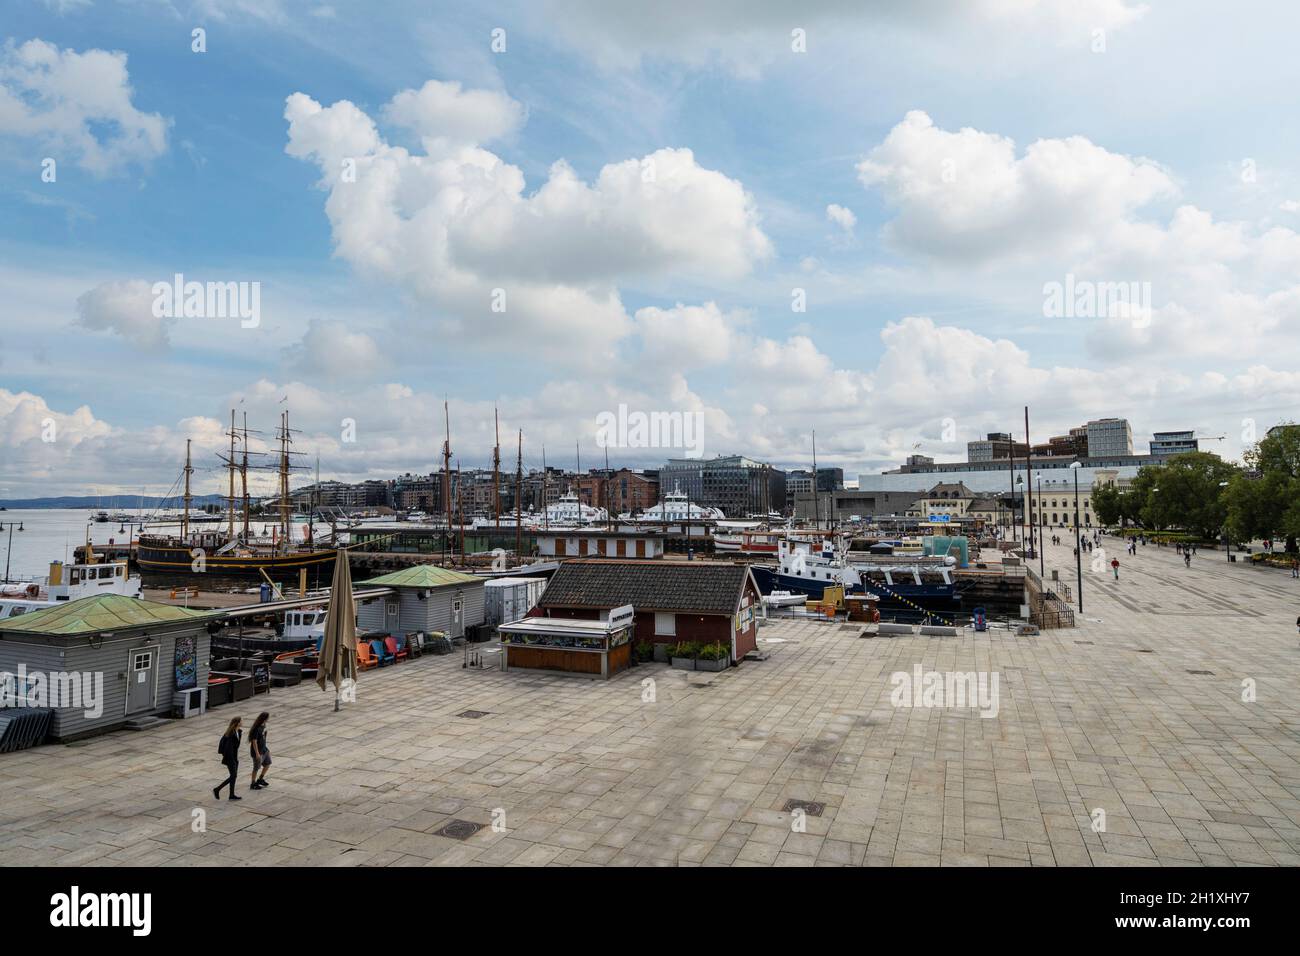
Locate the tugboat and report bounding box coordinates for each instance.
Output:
[136,410,337,582]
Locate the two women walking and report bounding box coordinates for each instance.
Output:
[213,711,272,800]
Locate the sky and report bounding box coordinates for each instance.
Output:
[3,0,1300,500]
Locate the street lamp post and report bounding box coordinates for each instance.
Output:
[1071,462,1083,613]
[1218,480,1230,562]
[1016,476,1025,554]
[1037,476,1045,579]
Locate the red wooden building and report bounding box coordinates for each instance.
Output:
[533,559,761,663]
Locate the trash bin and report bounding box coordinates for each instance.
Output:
[972,606,988,632]
[259,583,272,603]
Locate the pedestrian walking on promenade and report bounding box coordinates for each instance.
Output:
[214,717,243,801]
[1184,552,1191,568]
[1111,558,1120,580]
[1291,558,1299,579]
[248,711,272,791]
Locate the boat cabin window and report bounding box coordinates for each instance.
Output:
[69,569,81,584]
[99,567,115,580]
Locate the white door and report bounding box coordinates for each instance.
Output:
[451,594,464,638]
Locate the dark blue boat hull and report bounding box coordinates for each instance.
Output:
[751,564,962,616]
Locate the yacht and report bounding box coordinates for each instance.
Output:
[618,486,724,523]
[544,491,608,526]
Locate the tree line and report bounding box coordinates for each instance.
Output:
[1089,425,1300,551]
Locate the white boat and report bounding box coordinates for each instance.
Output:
[713,526,840,554]
[761,590,806,608]
[0,556,142,620]
[618,486,724,523]
[544,491,607,526]
[282,607,328,641]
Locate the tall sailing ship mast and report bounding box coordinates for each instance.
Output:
[135,407,337,580]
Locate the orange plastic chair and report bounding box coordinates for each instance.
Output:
[384,636,408,663]
[355,642,378,670]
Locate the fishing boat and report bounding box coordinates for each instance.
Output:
[749,539,963,617]
[136,411,337,582]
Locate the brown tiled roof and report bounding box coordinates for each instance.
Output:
[538,559,752,615]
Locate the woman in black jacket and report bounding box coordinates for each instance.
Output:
[213,717,243,801]
[248,711,271,790]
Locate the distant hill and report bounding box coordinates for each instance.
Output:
[0,494,229,510]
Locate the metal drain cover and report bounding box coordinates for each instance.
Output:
[457,709,490,719]
[782,799,825,817]
[433,819,484,841]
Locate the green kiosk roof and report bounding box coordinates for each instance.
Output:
[359,566,482,589]
[0,594,220,636]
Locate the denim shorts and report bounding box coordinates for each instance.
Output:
[251,749,271,768]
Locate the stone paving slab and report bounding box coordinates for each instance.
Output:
[1,534,1298,866]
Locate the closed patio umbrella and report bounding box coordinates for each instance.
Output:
[316,549,357,710]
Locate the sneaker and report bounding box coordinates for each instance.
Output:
[229,794,242,801]
[257,780,270,789]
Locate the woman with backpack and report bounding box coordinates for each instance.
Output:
[213,716,243,801]
[248,711,272,790]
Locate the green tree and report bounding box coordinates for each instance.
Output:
[1091,482,1124,527]
[1226,424,1300,551]
[1136,453,1239,539]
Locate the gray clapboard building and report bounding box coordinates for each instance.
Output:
[0,594,219,742]
[356,566,486,639]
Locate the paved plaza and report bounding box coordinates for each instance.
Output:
[2,535,1299,867]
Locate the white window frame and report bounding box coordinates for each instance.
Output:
[654,612,676,637]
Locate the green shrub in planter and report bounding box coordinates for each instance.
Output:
[695,641,729,671]
[670,642,700,670]
[634,641,653,662]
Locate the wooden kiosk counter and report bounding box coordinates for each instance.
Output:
[497,605,634,679]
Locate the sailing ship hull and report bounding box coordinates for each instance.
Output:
[136,539,338,578]
[749,564,961,615]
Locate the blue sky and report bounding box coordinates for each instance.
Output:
[3,0,1300,498]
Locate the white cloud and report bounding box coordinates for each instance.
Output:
[633,302,738,369]
[0,39,169,176]
[75,279,171,349]
[284,83,771,364]
[382,79,525,149]
[857,110,1175,263]
[826,203,856,234]
[283,318,383,379]
[539,0,1147,75]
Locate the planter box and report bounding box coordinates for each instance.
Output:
[670,657,696,670]
[695,656,728,672]
[653,643,671,663]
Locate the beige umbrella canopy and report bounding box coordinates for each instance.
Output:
[317,549,357,708]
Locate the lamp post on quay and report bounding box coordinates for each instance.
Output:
[1219,480,1231,562]
[1071,462,1083,614]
